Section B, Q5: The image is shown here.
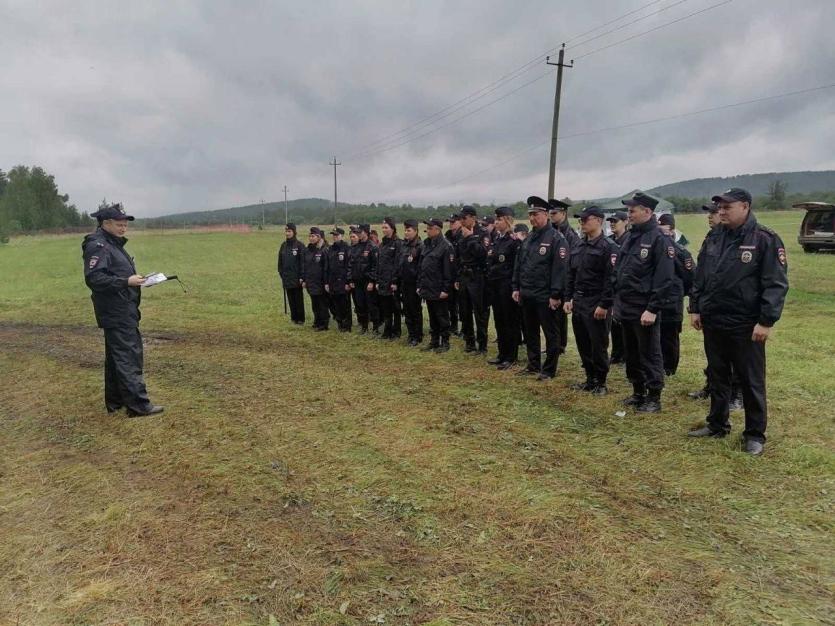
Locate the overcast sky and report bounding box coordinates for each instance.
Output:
[1,0,834,217]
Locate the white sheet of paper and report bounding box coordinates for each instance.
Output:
[142,272,168,287]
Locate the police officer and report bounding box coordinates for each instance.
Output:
[326,227,352,332]
[613,192,674,413]
[512,196,569,381]
[606,210,629,364]
[548,199,579,355]
[513,223,529,241]
[277,223,306,325]
[456,205,490,354]
[688,188,789,455]
[400,218,424,346]
[82,203,163,417]
[445,214,462,336]
[303,227,330,331]
[657,213,694,376]
[418,218,454,353]
[376,217,403,340]
[347,224,380,335]
[486,207,521,369]
[564,206,619,395]
[482,216,497,243]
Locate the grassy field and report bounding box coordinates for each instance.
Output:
[0,210,833,625]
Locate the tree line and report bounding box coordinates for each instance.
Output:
[0,165,93,243]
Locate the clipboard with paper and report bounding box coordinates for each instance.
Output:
[141,272,188,292]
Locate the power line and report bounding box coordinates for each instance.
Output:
[440,82,835,189]
[344,0,690,158]
[567,0,691,51]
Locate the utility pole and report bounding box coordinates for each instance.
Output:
[546,44,573,199]
[260,198,265,227]
[282,185,289,225]
[329,156,341,225]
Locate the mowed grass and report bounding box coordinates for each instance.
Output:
[0,211,832,625]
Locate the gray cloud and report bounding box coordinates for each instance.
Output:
[0,0,833,216]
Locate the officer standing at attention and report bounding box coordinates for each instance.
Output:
[548,199,580,355]
[347,224,380,335]
[375,218,403,340]
[605,210,629,365]
[82,203,163,417]
[688,188,788,455]
[418,218,454,353]
[400,218,424,346]
[456,205,490,354]
[445,214,462,336]
[277,223,306,325]
[302,227,330,331]
[325,227,352,332]
[513,196,569,381]
[563,206,619,395]
[657,213,694,376]
[486,207,521,369]
[613,192,674,413]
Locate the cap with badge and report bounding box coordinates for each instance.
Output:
[330,227,345,236]
[91,203,134,221]
[606,210,628,222]
[495,206,514,218]
[711,187,752,205]
[526,195,550,213]
[657,213,675,228]
[481,216,495,225]
[286,222,297,232]
[309,227,323,236]
[423,218,444,228]
[447,213,461,222]
[622,192,659,210]
[513,223,529,234]
[460,205,478,217]
[403,218,419,229]
[359,223,371,233]
[383,216,396,230]
[574,205,605,220]
[548,198,570,212]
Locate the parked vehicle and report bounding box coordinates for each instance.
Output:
[795,202,835,253]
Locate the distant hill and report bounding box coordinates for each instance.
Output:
[647,170,835,199]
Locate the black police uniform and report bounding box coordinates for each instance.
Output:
[326,239,352,331]
[376,234,403,339]
[609,229,630,363]
[487,229,521,365]
[444,226,461,334]
[303,242,330,330]
[399,235,424,344]
[82,226,155,415]
[554,219,581,354]
[689,211,788,442]
[347,237,380,333]
[613,214,674,406]
[512,223,569,378]
[659,235,694,375]
[418,233,455,349]
[457,221,490,352]
[278,230,306,324]
[566,233,619,388]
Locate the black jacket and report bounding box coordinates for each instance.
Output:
[348,239,376,284]
[566,233,619,311]
[457,225,488,274]
[690,212,788,329]
[660,234,695,319]
[326,240,351,294]
[512,224,569,303]
[444,228,461,280]
[375,236,403,295]
[555,220,582,251]
[486,231,519,282]
[303,244,329,296]
[418,235,454,301]
[277,237,306,287]
[613,215,674,320]
[399,237,423,284]
[82,228,141,329]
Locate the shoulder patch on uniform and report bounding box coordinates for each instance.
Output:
[559,246,567,259]
[777,247,787,266]
[88,255,100,268]
[610,253,617,266]
[640,248,649,259]
[667,245,675,258]
[684,257,693,270]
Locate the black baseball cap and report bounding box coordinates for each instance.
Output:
[481,216,495,225]
[309,227,323,236]
[526,195,549,212]
[495,206,514,218]
[657,213,675,228]
[701,203,719,213]
[91,203,134,221]
[423,218,444,228]
[606,210,628,222]
[712,187,752,204]
[285,222,297,232]
[404,218,419,229]
[548,198,570,211]
[574,206,605,220]
[460,205,478,217]
[330,227,345,235]
[447,213,461,222]
[622,192,659,210]
[513,223,529,233]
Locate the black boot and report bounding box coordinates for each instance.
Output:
[637,389,662,413]
[434,337,450,353]
[622,384,646,406]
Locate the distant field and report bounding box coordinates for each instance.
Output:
[0,210,833,625]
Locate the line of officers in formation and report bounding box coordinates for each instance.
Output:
[278,187,788,455]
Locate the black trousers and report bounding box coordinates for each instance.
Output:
[521,298,560,376]
[610,319,625,362]
[309,292,330,329]
[426,299,450,344]
[330,293,352,330]
[572,301,611,384]
[660,317,682,375]
[621,319,664,394]
[103,327,152,413]
[351,280,380,329]
[704,325,767,441]
[402,282,423,341]
[448,288,458,330]
[285,286,305,323]
[488,278,519,363]
[459,272,489,349]
[557,307,568,354]
[378,293,402,338]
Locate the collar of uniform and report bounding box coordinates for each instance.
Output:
[583,233,604,246]
[630,214,658,234]
[382,236,397,244]
[99,227,127,246]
